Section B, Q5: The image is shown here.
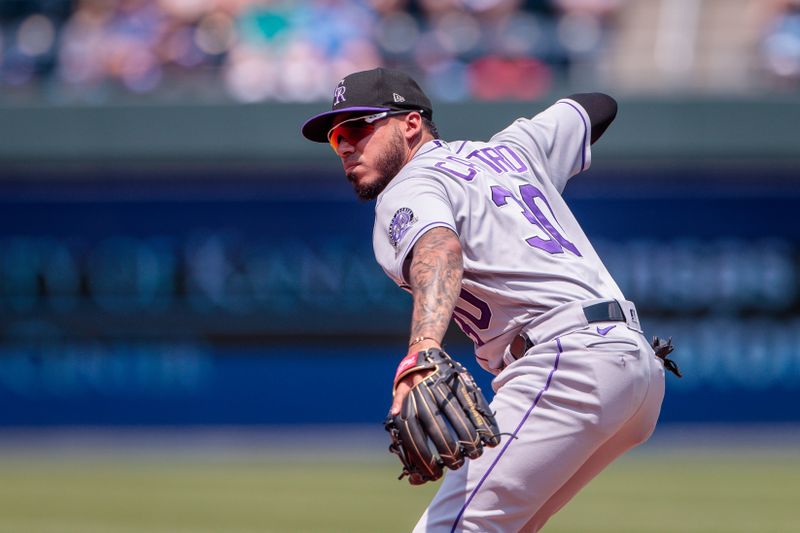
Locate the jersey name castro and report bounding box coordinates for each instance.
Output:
[373,99,625,373]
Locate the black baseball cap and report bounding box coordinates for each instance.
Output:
[301,67,433,143]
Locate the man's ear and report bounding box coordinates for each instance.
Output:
[403,112,423,143]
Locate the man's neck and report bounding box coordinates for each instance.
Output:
[405,132,437,165]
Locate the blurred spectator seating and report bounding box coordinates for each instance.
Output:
[759,0,800,89]
[2,0,792,103]
[0,0,593,103]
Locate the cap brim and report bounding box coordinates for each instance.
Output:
[301,106,391,143]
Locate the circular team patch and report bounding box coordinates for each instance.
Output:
[388,207,417,250]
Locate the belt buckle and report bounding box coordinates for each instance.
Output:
[617,300,642,332]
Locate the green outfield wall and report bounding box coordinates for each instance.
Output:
[1,97,798,171]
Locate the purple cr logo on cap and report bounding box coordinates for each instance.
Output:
[333,84,347,106]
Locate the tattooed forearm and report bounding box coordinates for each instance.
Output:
[408,227,463,346]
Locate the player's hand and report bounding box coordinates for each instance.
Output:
[391,341,440,415]
[390,370,432,416]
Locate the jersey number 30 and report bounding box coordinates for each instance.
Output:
[491,184,581,256]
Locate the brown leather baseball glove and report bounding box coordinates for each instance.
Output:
[384,348,502,485]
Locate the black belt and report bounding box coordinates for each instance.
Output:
[510,300,628,358]
[583,300,627,323]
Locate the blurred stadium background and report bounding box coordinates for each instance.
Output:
[1,0,799,532]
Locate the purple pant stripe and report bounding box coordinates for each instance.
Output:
[450,337,564,532]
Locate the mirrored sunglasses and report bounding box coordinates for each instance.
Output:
[327,110,417,152]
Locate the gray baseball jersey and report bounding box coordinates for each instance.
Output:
[373,99,625,374]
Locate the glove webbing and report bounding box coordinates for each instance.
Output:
[652,336,681,378]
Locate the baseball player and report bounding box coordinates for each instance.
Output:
[302,68,674,532]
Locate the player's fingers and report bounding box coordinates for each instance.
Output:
[390,370,431,415]
[391,381,411,416]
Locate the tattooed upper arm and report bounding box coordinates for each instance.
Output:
[407,227,463,343]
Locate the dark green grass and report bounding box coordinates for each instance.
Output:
[0,452,797,532]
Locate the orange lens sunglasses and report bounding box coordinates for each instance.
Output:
[327,110,416,152]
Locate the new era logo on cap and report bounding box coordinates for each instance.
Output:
[301,67,433,143]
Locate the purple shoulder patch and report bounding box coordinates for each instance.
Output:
[388,207,417,249]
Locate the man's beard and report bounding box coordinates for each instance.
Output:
[347,129,406,201]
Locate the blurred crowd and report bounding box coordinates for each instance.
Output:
[0,0,622,103]
[760,0,800,89]
[0,0,798,104]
